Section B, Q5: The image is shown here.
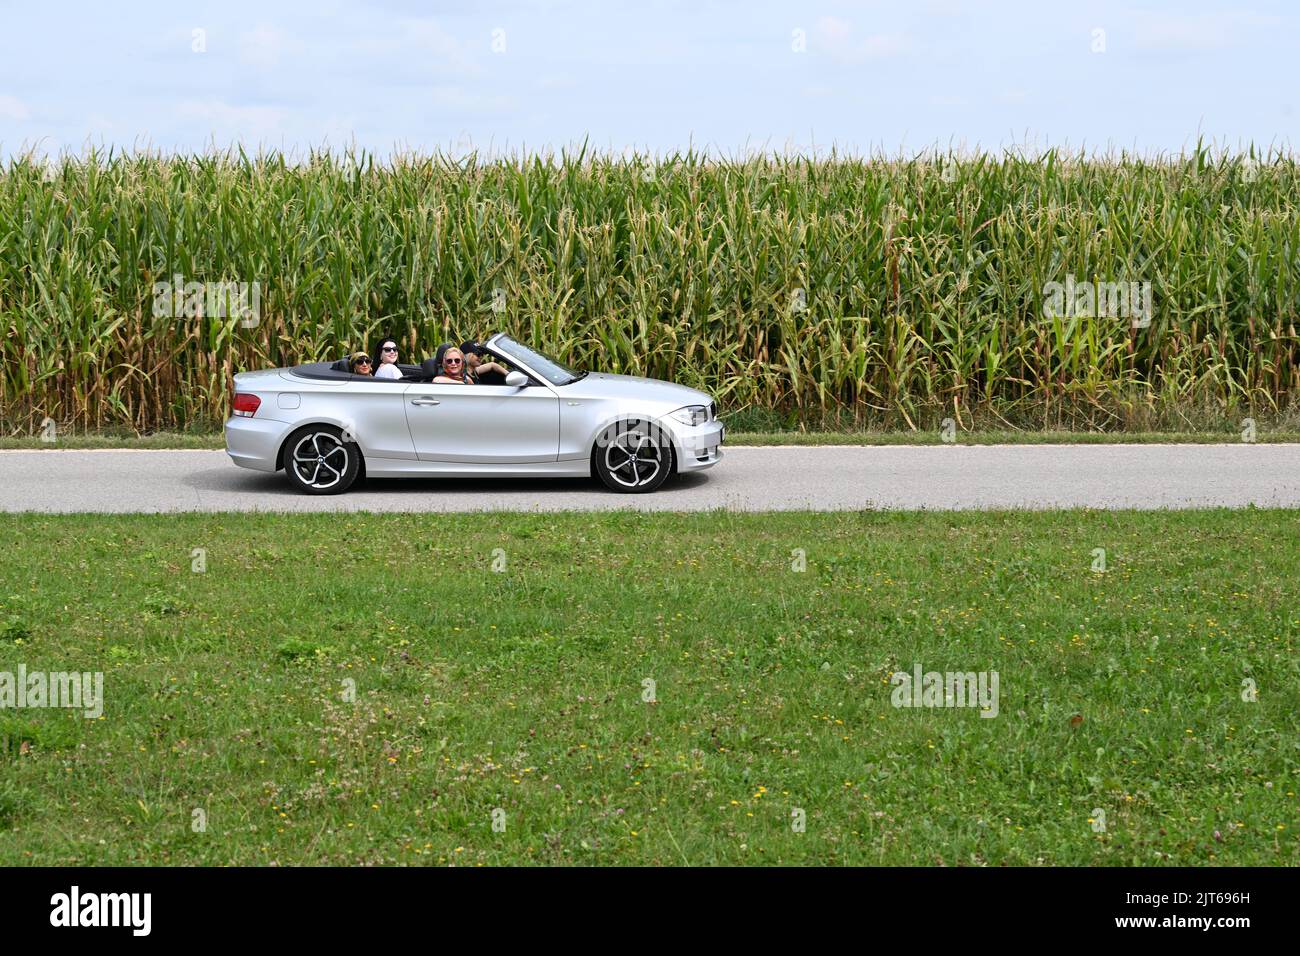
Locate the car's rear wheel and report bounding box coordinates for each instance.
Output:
[283,425,361,495]
[593,420,674,493]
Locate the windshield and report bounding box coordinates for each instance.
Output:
[493,334,582,385]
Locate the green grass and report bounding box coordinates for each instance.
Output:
[0,511,1296,865]
[731,430,1300,446]
[4,428,1300,450]
[0,431,227,450]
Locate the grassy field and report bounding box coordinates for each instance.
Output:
[3,147,1299,435]
[0,510,1296,866]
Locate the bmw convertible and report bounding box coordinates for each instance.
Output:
[225,333,724,494]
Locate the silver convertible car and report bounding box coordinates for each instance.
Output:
[225,333,724,494]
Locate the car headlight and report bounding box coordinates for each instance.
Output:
[669,405,709,426]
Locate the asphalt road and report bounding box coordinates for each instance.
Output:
[1,444,1299,512]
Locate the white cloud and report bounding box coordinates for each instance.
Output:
[176,98,288,134]
[1130,10,1280,52]
[353,17,481,78]
[0,94,31,121]
[240,24,296,69]
[428,86,512,113]
[813,17,912,62]
[538,75,577,91]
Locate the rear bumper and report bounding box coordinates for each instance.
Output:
[225,416,293,472]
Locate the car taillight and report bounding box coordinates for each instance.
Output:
[232,393,261,417]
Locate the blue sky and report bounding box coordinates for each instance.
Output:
[0,0,1295,159]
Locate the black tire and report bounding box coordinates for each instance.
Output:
[283,425,361,495]
[592,420,674,494]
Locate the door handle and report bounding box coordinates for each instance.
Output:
[410,397,441,406]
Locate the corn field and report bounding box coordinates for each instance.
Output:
[2,146,1298,433]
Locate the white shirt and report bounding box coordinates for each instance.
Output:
[374,362,402,379]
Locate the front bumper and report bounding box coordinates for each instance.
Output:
[225,416,294,472]
[658,416,725,473]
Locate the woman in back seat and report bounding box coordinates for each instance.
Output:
[373,338,403,379]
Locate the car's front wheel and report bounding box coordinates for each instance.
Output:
[593,420,674,493]
[283,425,361,495]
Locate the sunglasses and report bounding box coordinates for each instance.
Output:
[381,346,397,353]
[444,357,463,365]
[355,358,372,366]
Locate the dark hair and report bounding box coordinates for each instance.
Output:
[374,337,398,360]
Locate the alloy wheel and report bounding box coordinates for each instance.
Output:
[603,429,664,488]
[290,431,349,490]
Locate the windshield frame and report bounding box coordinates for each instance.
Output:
[489,334,583,386]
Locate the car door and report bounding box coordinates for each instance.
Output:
[402,382,560,463]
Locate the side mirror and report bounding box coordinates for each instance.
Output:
[504,371,528,387]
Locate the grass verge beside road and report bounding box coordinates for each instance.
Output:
[0,510,1296,865]
[4,429,1300,450]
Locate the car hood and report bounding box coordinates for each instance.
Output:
[563,372,711,410]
